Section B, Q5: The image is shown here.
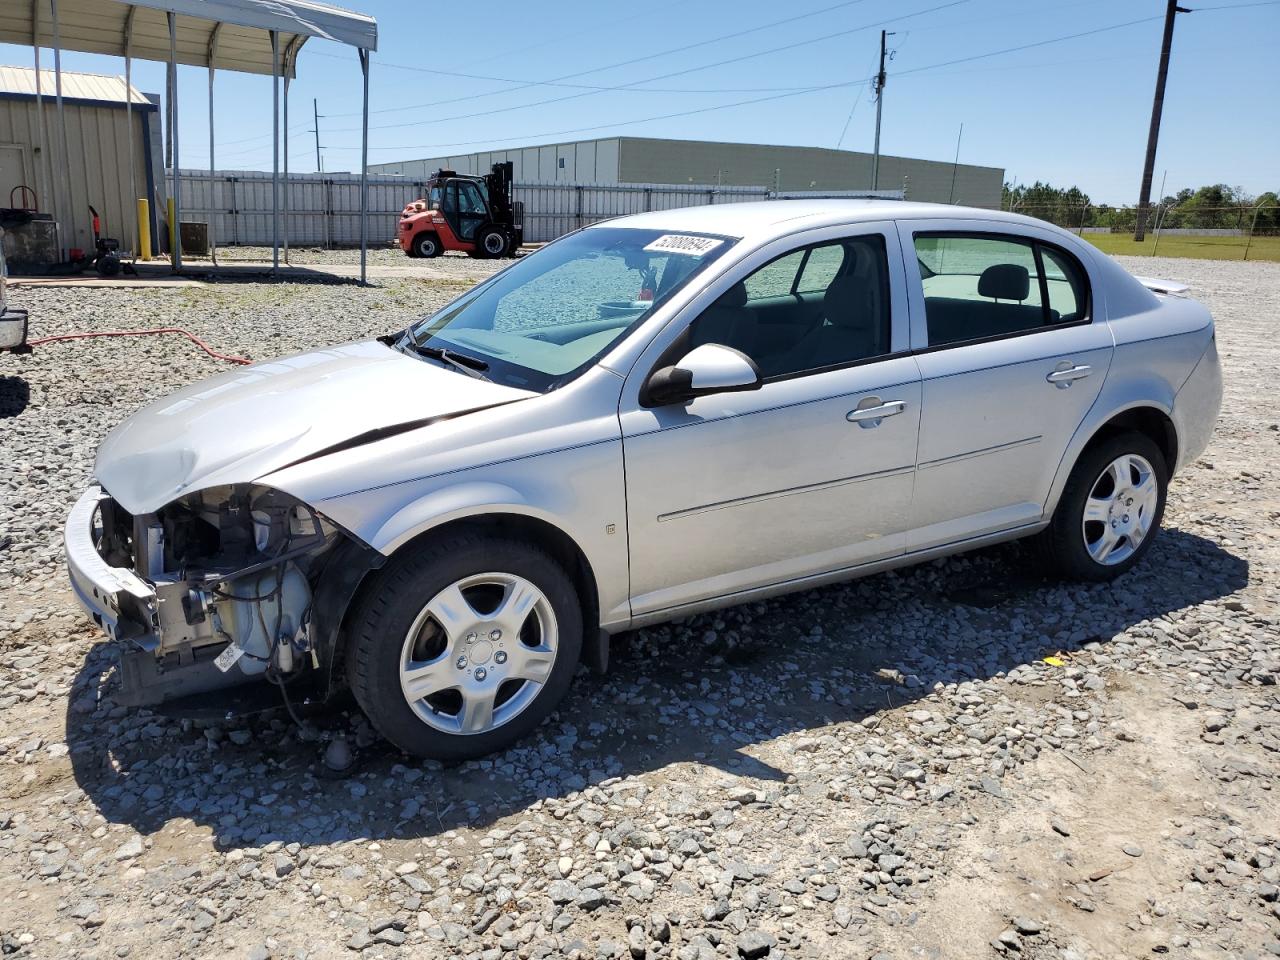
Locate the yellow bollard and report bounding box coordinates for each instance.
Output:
[166,197,176,260]
[136,198,152,261]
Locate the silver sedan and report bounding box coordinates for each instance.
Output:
[65,201,1222,759]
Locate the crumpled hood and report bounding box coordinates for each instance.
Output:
[95,340,534,514]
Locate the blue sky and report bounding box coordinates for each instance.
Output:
[3,0,1277,203]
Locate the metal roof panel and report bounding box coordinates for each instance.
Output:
[0,65,150,104]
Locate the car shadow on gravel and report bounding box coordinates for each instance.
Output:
[64,527,1247,850]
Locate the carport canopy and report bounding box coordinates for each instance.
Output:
[0,0,378,279]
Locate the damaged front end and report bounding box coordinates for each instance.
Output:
[66,482,376,710]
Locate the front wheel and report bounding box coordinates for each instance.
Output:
[413,232,441,258]
[347,535,582,760]
[1035,430,1167,581]
[476,226,509,258]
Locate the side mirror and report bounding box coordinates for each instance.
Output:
[644,343,762,407]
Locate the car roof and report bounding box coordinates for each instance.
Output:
[590,199,1046,242]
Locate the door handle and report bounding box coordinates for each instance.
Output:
[846,399,906,428]
[1046,363,1091,388]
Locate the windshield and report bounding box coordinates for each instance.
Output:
[405,227,736,391]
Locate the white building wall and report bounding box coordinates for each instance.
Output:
[370,136,1003,207]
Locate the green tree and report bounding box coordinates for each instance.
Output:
[1252,192,1279,234]
[1002,181,1092,228]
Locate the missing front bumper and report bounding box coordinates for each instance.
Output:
[64,485,159,647]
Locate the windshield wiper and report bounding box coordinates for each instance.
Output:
[411,342,492,380]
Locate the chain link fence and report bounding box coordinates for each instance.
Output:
[1004,202,1280,261]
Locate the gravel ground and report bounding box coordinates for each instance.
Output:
[0,256,1278,960]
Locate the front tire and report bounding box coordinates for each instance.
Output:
[1035,430,1167,581]
[413,232,441,258]
[347,534,582,761]
[476,226,509,259]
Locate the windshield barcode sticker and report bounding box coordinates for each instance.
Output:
[643,235,723,257]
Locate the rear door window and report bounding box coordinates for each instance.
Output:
[1041,246,1088,323]
[914,233,1089,347]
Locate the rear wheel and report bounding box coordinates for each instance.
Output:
[476,226,509,258]
[1035,431,1167,581]
[413,232,441,258]
[347,534,582,760]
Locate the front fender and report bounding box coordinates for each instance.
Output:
[371,480,561,555]
[310,439,632,630]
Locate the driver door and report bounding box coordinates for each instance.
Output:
[619,224,921,619]
[444,180,488,242]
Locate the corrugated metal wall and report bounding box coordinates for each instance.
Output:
[517,182,785,240]
[371,138,621,185]
[0,95,153,256]
[174,169,902,246]
[176,169,428,247]
[614,138,1004,208]
[371,136,1005,208]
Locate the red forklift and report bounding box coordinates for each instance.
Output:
[398,161,523,259]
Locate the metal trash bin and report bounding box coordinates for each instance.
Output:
[180,221,209,257]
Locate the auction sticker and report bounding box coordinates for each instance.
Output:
[214,641,246,673]
[643,235,724,257]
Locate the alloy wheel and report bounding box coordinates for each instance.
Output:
[398,572,558,735]
[1081,453,1159,566]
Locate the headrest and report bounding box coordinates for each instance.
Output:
[978,263,1030,301]
[714,281,748,308]
[823,273,873,327]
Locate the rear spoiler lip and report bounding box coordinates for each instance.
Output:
[1134,275,1191,297]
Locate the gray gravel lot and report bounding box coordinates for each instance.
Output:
[0,255,1278,960]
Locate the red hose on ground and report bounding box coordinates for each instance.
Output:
[26,328,252,365]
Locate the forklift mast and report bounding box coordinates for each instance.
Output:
[481,161,515,223]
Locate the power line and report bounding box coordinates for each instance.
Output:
[322,0,969,134]
[341,69,845,106]
[1186,0,1280,8]
[891,14,1166,79]
[320,0,883,117]
[835,52,879,148]
[458,3,684,70]
[325,81,860,153]
[322,11,1172,153]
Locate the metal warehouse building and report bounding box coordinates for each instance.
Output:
[0,66,162,262]
[370,136,1005,209]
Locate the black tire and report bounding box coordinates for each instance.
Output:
[413,232,441,258]
[346,534,583,761]
[476,226,509,259]
[96,254,121,277]
[1034,430,1168,581]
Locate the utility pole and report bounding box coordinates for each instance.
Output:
[311,98,323,172]
[871,29,894,191]
[1134,0,1189,241]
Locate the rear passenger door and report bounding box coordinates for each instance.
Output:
[897,221,1112,550]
